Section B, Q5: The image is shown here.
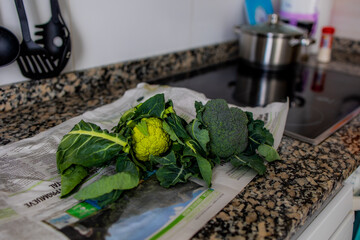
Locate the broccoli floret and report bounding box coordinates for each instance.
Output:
[200,99,248,158]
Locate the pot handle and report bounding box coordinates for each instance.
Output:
[289,37,316,47]
[234,26,241,35]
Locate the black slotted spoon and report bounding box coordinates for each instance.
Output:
[14,0,58,79]
[34,0,71,68]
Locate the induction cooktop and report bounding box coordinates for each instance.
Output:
[155,61,360,145]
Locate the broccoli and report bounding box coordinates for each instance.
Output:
[196,99,248,159]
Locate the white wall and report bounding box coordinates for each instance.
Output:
[0,0,247,86]
[3,0,357,86]
[330,0,360,40]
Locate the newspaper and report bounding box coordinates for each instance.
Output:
[0,83,289,240]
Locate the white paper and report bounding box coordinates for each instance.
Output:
[0,83,289,239]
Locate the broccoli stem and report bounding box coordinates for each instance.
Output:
[249,136,260,145]
[131,155,147,172]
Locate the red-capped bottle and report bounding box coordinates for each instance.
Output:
[317,26,335,63]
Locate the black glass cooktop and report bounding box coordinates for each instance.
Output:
[154,61,360,145]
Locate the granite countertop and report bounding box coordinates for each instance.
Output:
[193,117,359,239]
[1,52,360,239]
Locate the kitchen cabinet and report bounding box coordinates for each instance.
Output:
[296,184,354,240]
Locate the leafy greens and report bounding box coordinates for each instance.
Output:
[56,93,281,206]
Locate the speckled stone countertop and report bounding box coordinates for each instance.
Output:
[192,116,359,239]
[1,43,360,239]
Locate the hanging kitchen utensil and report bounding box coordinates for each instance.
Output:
[0,25,20,67]
[14,0,63,79]
[34,0,71,70]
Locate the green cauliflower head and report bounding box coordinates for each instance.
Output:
[132,117,171,161]
[201,99,248,159]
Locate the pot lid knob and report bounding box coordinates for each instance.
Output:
[269,14,279,25]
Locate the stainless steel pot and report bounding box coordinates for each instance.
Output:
[234,14,315,70]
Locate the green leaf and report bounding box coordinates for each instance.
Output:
[150,151,177,166]
[245,111,254,123]
[253,127,274,146]
[56,120,128,173]
[113,94,165,133]
[185,139,206,156]
[162,120,183,144]
[257,144,280,162]
[244,112,275,156]
[61,165,88,197]
[195,155,212,187]
[156,164,192,188]
[182,147,212,187]
[164,113,190,141]
[116,154,139,177]
[194,101,205,123]
[89,190,123,208]
[247,117,274,146]
[230,154,266,175]
[264,130,274,146]
[170,142,184,153]
[186,119,209,153]
[210,155,221,165]
[112,101,144,133]
[135,119,149,136]
[163,99,175,118]
[121,107,137,122]
[180,155,193,168]
[133,94,165,119]
[74,172,139,200]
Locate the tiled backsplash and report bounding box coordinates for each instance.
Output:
[333,37,360,54]
[0,41,238,112]
[2,36,360,113]
[1,0,360,113]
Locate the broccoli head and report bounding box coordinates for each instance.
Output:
[199,99,248,158]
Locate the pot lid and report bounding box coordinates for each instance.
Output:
[241,14,306,37]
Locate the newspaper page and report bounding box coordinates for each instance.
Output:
[0,83,289,240]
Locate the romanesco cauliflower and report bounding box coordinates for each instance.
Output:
[132,117,171,161]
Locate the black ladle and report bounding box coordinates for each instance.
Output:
[0,25,20,66]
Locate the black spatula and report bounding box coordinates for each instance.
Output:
[14,0,60,79]
[34,0,71,70]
